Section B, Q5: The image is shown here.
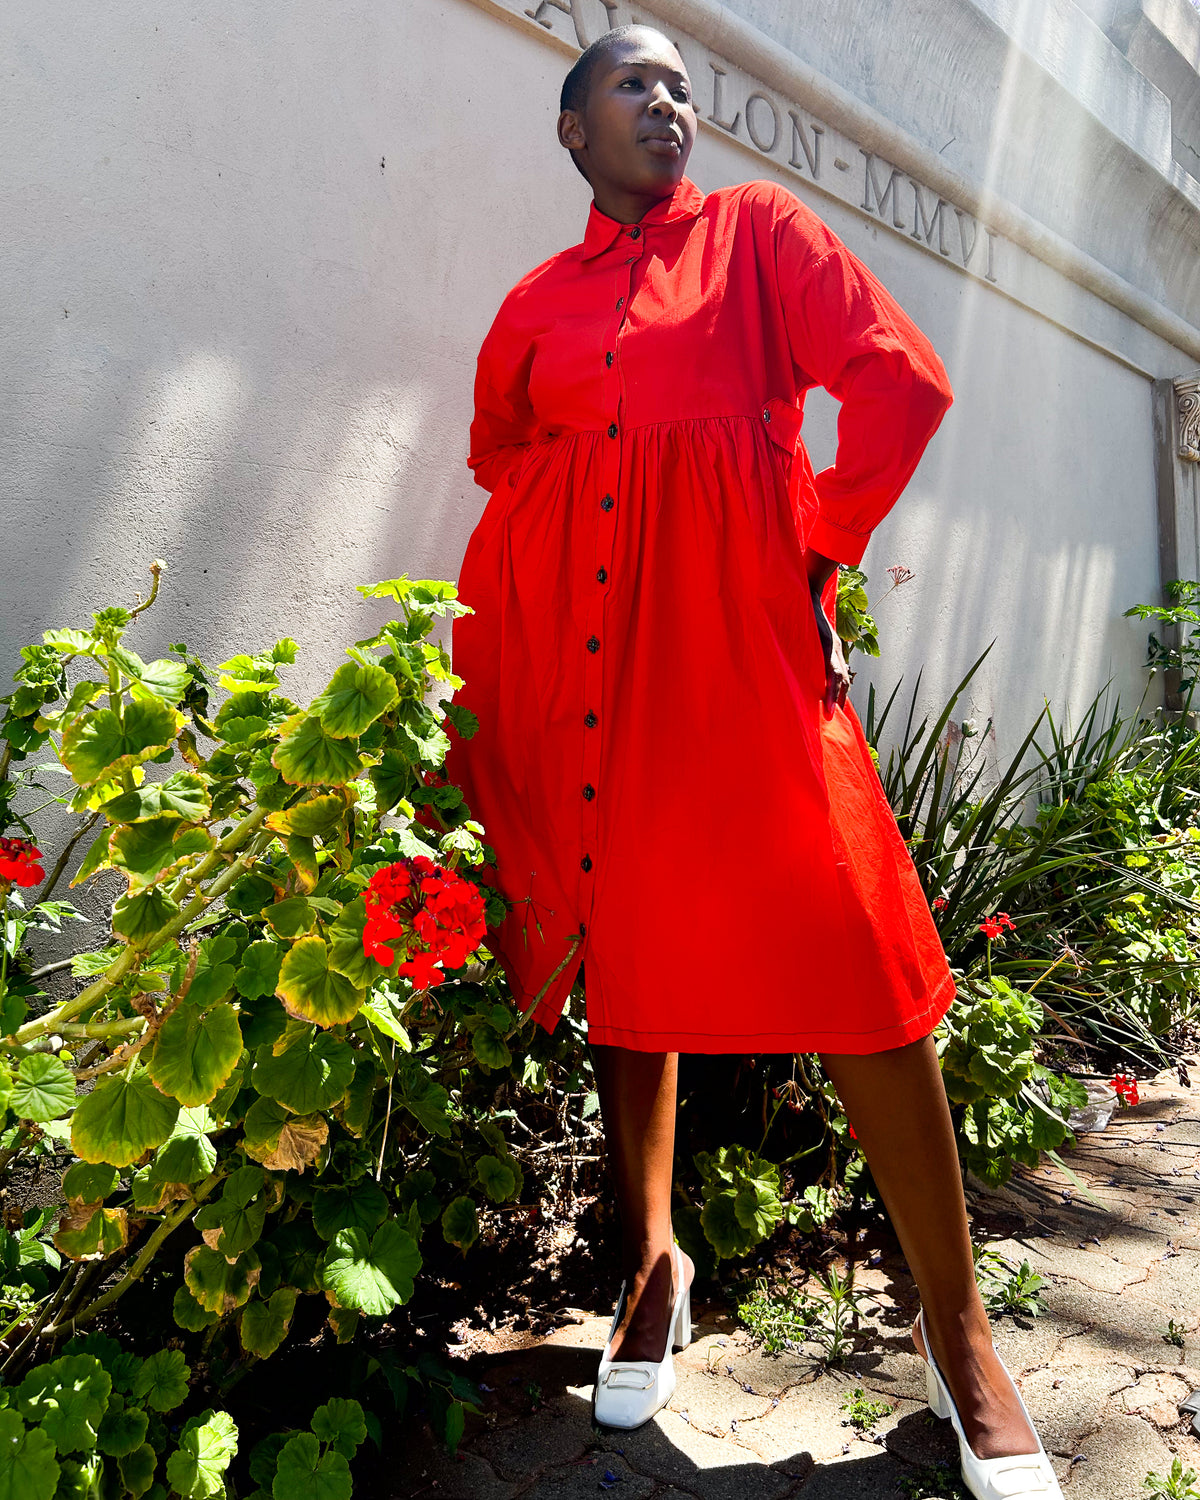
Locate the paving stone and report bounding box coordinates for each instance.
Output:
[595,1418,796,1498]
[1067,1411,1178,1500]
[991,1310,1084,1372]
[1018,1362,1134,1454]
[786,1450,921,1497]
[1039,1279,1179,1367]
[669,1363,779,1434]
[1119,1370,1192,1427]
[1144,1248,1200,1320]
[728,1369,900,1469]
[985,1233,1147,1293]
[471,1393,597,1483]
[520,1453,657,1499]
[692,1336,816,1399]
[390,1436,519,1499]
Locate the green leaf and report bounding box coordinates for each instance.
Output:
[172,1284,219,1332]
[272,715,365,787]
[117,1442,157,1498]
[131,1348,190,1412]
[310,1398,366,1459]
[16,1354,111,1454]
[471,1025,511,1070]
[111,888,181,946]
[53,1201,128,1261]
[271,1431,351,1500]
[60,1334,139,1395]
[264,898,316,940]
[358,995,410,1048]
[264,795,347,840]
[11,1054,75,1122]
[269,1221,325,1293]
[320,1220,421,1318]
[311,663,399,739]
[97,1396,149,1458]
[733,1180,782,1241]
[397,1063,451,1137]
[239,1288,298,1358]
[99,773,211,824]
[61,1163,119,1202]
[147,1002,242,1107]
[326,899,391,989]
[193,1166,266,1255]
[251,1029,354,1114]
[60,699,182,785]
[368,750,414,814]
[184,1246,260,1315]
[0,1407,59,1500]
[186,939,239,1010]
[442,702,479,740]
[70,828,113,886]
[110,817,211,887]
[312,1182,388,1242]
[71,1070,180,1167]
[441,1196,479,1254]
[148,1106,218,1185]
[475,1155,518,1203]
[236,940,283,1001]
[276,937,364,1028]
[165,1409,238,1500]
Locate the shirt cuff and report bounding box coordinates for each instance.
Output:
[806,513,871,567]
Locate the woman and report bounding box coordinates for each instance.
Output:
[447,23,1061,1499]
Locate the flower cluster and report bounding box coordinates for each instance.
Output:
[979,912,1015,942]
[932,896,948,912]
[1111,1072,1140,1108]
[362,856,486,991]
[0,837,45,889]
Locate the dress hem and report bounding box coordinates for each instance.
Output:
[579,970,956,1055]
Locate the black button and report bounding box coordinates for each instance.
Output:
[585,710,598,728]
[607,423,618,438]
[582,784,595,801]
[586,635,600,653]
[605,351,614,367]
[626,256,636,265]
[630,227,642,239]
[581,855,593,872]
[596,567,607,583]
[601,495,614,511]
[762,407,771,422]
[616,296,624,308]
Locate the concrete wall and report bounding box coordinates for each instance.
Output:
[2,0,1199,780]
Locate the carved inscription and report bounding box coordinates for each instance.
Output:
[1178,374,1200,462]
[496,0,1004,286]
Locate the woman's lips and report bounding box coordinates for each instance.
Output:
[641,136,682,156]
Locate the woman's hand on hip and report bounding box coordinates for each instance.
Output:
[804,549,851,716]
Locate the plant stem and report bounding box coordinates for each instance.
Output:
[48,1171,222,1335]
[12,808,269,1048]
[40,811,102,903]
[29,957,75,981]
[0,1263,81,1379]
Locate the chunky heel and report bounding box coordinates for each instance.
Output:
[672,1277,691,1351]
[925,1357,949,1418]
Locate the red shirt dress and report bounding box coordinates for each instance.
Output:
[447,175,956,1054]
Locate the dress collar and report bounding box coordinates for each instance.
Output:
[580,176,706,260]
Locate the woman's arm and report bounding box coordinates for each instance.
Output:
[468,305,538,495]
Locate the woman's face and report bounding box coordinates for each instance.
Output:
[560,32,697,201]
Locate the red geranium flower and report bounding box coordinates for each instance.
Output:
[932,896,948,911]
[1111,1072,1140,1107]
[0,837,45,889]
[979,912,1016,941]
[363,855,487,990]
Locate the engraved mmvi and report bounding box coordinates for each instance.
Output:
[1178,375,1200,462]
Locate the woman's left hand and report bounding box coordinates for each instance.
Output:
[804,549,851,716]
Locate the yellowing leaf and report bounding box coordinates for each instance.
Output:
[310,663,398,739]
[272,715,365,787]
[276,938,364,1028]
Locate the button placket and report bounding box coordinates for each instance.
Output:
[579,230,641,909]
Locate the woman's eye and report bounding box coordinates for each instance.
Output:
[620,77,643,89]
[672,87,691,102]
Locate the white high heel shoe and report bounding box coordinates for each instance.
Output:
[594,1245,692,1429]
[918,1307,1063,1499]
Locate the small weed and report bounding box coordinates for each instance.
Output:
[525,1381,543,1410]
[1143,1456,1200,1499]
[840,1386,892,1432]
[973,1245,1046,1317]
[736,1265,861,1365]
[736,1277,817,1354]
[1163,1318,1188,1348]
[898,1462,969,1499]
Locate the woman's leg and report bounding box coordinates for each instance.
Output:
[818,1034,1039,1458]
[590,1044,692,1361]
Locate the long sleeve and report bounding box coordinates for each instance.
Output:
[467,303,538,495]
[774,199,954,565]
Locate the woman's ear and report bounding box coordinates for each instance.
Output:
[558,109,586,152]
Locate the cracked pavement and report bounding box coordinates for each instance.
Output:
[395,1058,1200,1498]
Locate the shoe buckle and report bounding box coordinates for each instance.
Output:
[989,1458,1052,1495]
[602,1365,655,1391]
